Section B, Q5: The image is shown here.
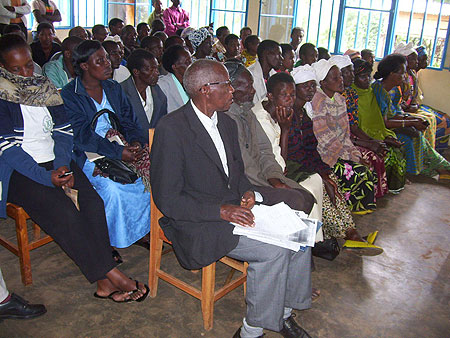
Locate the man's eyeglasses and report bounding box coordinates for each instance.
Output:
[199,80,232,91]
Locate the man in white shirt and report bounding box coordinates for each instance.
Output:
[150,59,313,338]
[247,39,282,105]
[102,39,130,83]
[120,49,167,138]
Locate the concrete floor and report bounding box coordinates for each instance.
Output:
[0,175,449,338]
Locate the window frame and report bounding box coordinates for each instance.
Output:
[259,0,450,71]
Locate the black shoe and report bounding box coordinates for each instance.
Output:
[279,314,312,338]
[0,293,46,320]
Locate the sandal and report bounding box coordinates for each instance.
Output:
[112,249,123,265]
[127,280,150,303]
[94,291,131,303]
[362,231,379,245]
[343,240,383,256]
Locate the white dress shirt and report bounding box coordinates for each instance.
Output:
[191,101,263,202]
[136,82,154,124]
[252,101,286,171]
[191,101,229,176]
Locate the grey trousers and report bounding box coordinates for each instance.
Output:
[227,236,312,332]
[0,268,8,302]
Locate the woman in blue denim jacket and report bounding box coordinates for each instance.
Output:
[61,40,151,255]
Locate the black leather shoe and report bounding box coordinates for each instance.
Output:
[232,327,264,338]
[0,293,46,320]
[279,314,312,338]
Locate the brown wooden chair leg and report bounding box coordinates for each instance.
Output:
[149,220,163,297]
[201,263,216,331]
[32,223,41,240]
[224,268,235,286]
[15,209,32,286]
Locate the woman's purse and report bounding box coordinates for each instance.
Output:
[312,237,340,261]
[90,109,138,184]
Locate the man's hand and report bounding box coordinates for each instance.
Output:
[268,178,290,189]
[51,166,74,188]
[220,204,255,227]
[240,190,255,209]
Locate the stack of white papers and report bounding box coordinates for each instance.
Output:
[232,202,320,252]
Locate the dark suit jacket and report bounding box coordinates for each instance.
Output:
[120,76,168,139]
[150,102,254,270]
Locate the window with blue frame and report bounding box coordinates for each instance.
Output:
[262,0,450,69]
[27,0,71,29]
[210,0,248,35]
[259,0,296,42]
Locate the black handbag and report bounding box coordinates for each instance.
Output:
[312,237,340,261]
[90,109,138,184]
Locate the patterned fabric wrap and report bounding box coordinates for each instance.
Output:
[356,146,388,198]
[333,158,377,212]
[287,107,331,175]
[0,68,63,107]
[93,129,151,192]
[418,104,450,152]
[286,160,356,240]
[398,72,437,147]
[373,80,450,176]
[311,88,361,167]
[342,87,359,126]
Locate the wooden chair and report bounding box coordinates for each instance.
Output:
[0,203,53,285]
[148,129,248,331]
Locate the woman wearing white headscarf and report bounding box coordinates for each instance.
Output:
[286,65,382,254]
[311,59,378,215]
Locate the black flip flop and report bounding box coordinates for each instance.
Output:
[94,291,131,303]
[128,280,150,303]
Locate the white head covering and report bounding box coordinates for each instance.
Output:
[312,59,335,82]
[394,42,417,56]
[329,55,353,70]
[104,35,123,44]
[291,64,316,84]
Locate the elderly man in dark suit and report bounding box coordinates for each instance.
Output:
[120,49,167,138]
[150,59,313,338]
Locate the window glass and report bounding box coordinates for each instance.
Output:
[259,0,295,42]
[393,0,450,68]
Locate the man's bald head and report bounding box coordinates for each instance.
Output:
[184,59,228,97]
[184,59,233,113]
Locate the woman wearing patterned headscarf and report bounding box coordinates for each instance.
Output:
[188,27,214,61]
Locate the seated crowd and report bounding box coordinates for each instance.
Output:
[0,2,449,337]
